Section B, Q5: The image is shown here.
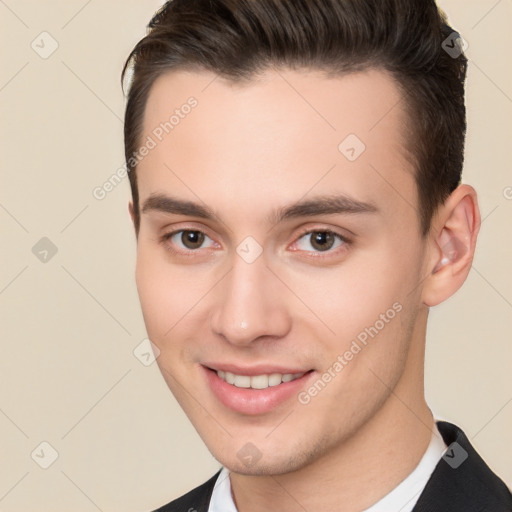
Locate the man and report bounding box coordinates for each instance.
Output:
[122,0,512,510]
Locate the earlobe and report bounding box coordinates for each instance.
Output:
[422,185,481,307]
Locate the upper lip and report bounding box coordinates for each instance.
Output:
[203,363,313,376]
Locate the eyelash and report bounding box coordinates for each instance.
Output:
[292,227,351,257]
[159,226,352,260]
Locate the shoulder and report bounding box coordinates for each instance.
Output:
[152,470,222,512]
[413,421,512,512]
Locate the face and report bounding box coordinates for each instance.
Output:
[133,67,430,475]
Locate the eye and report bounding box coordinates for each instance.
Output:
[292,229,348,254]
[161,229,216,253]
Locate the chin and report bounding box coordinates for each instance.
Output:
[206,434,329,476]
[219,456,304,476]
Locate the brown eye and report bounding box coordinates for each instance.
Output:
[161,229,215,254]
[309,231,336,251]
[294,230,346,253]
[180,230,205,249]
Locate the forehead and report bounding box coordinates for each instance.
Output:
[137,67,417,229]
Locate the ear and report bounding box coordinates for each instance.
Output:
[128,201,138,238]
[421,184,481,307]
[128,201,135,224]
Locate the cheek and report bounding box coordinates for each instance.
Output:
[135,246,185,337]
[134,244,216,362]
[135,252,192,389]
[281,240,422,376]
[286,251,412,333]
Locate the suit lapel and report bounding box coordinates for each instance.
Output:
[154,469,221,512]
[413,421,512,511]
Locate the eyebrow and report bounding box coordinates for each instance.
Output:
[141,193,378,225]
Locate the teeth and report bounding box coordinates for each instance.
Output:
[234,375,251,388]
[250,374,268,389]
[268,373,282,386]
[216,370,306,389]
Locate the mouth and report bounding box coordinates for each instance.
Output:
[202,365,315,415]
[215,369,307,389]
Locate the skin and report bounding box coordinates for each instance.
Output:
[129,67,480,511]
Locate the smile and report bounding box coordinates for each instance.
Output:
[203,366,315,415]
[216,370,306,389]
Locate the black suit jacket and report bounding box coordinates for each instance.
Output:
[154,421,512,511]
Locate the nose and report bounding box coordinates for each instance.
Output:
[209,253,292,347]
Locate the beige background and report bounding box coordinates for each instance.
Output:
[0,1,511,510]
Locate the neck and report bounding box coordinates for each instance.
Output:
[229,318,434,512]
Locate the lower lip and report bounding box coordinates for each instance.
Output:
[203,366,315,415]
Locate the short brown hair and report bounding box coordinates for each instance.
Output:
[122,0,467,236]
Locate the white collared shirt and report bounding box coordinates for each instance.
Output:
[208,422,447,512]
